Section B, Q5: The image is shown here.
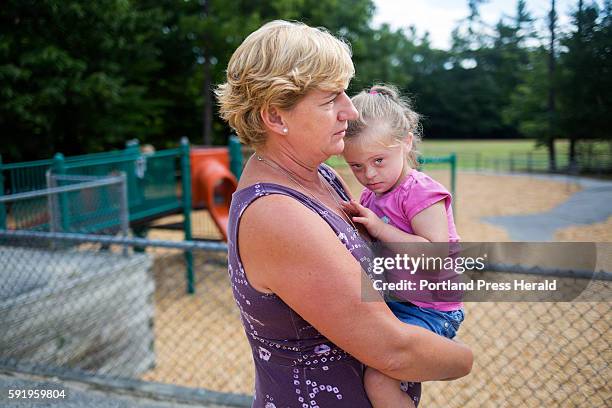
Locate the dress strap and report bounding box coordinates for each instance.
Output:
[318,163,351,202]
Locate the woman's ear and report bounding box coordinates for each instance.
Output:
[260,106,288,135]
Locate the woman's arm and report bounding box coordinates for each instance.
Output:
[239,195,472,382]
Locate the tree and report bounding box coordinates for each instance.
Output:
[2,0,609,164]
[0,0,166,161]
[413,0,521,139]
[558,0,612,167]
[1,0,377,161]
[134,0,376,147]
[547,0,558,171]
[350,24,415,92]
[503,47,552,144]
[494,0,535,99]
[504,0,562,168]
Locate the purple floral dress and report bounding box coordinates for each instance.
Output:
[227,165,375,407]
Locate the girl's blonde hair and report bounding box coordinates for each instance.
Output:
[216,20,354,148]
[346,84,422,167]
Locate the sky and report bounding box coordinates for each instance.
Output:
[372,0,600,49]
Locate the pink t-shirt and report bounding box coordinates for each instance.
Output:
[360,169,462,311]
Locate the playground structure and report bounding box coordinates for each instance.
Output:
[1,141,456,295]
[0,137,243,294]
[1,138,456,240]
[0,137,244,239]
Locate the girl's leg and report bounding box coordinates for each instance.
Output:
[364,367,417,408]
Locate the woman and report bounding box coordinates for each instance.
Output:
[217,20,472,407]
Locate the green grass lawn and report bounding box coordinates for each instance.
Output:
[418,139,566,157]
[328,139,610,171]
[327,139,551,167]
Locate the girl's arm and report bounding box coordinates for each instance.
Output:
[342,200,450,259]
[342,200,449,243]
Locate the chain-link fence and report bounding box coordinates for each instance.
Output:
[0,229,609,407]
[0,230,249,406]
[428,301,610,407]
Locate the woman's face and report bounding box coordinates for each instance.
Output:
[282,89,358,161]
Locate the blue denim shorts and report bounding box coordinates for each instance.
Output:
[387,302,465,339]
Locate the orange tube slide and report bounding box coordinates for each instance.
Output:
[190,148,237,241]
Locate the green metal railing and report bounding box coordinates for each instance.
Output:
[1,174,129,239]
[419,153,457,215]
[1,141,186,226]
[0,155,5,230]
[180,138,195,294]
[229,135,243,179]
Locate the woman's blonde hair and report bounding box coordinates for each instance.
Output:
[216,20,354,148]
[346,84,422,167]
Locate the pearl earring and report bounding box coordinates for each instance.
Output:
[282,128,288,134]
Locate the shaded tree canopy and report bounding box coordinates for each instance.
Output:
[1,0,610,162]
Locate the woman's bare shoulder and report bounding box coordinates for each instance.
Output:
[237,192,349,293]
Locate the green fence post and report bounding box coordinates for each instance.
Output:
[450,153,457,217]
[53,153,70,232]
[125,139,140,156]
[229,134,243,180]
[126,139,150,249]
[0,154,6,229]
[125,139,144,207]
[527,152,533,173]
[180,137,195,294]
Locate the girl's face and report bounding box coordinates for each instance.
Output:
[343,126,410,195]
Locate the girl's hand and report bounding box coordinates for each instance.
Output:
[341,200,386,238]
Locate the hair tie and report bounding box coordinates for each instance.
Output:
[369,90,379,95]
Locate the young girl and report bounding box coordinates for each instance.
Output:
[342,84,465,408]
